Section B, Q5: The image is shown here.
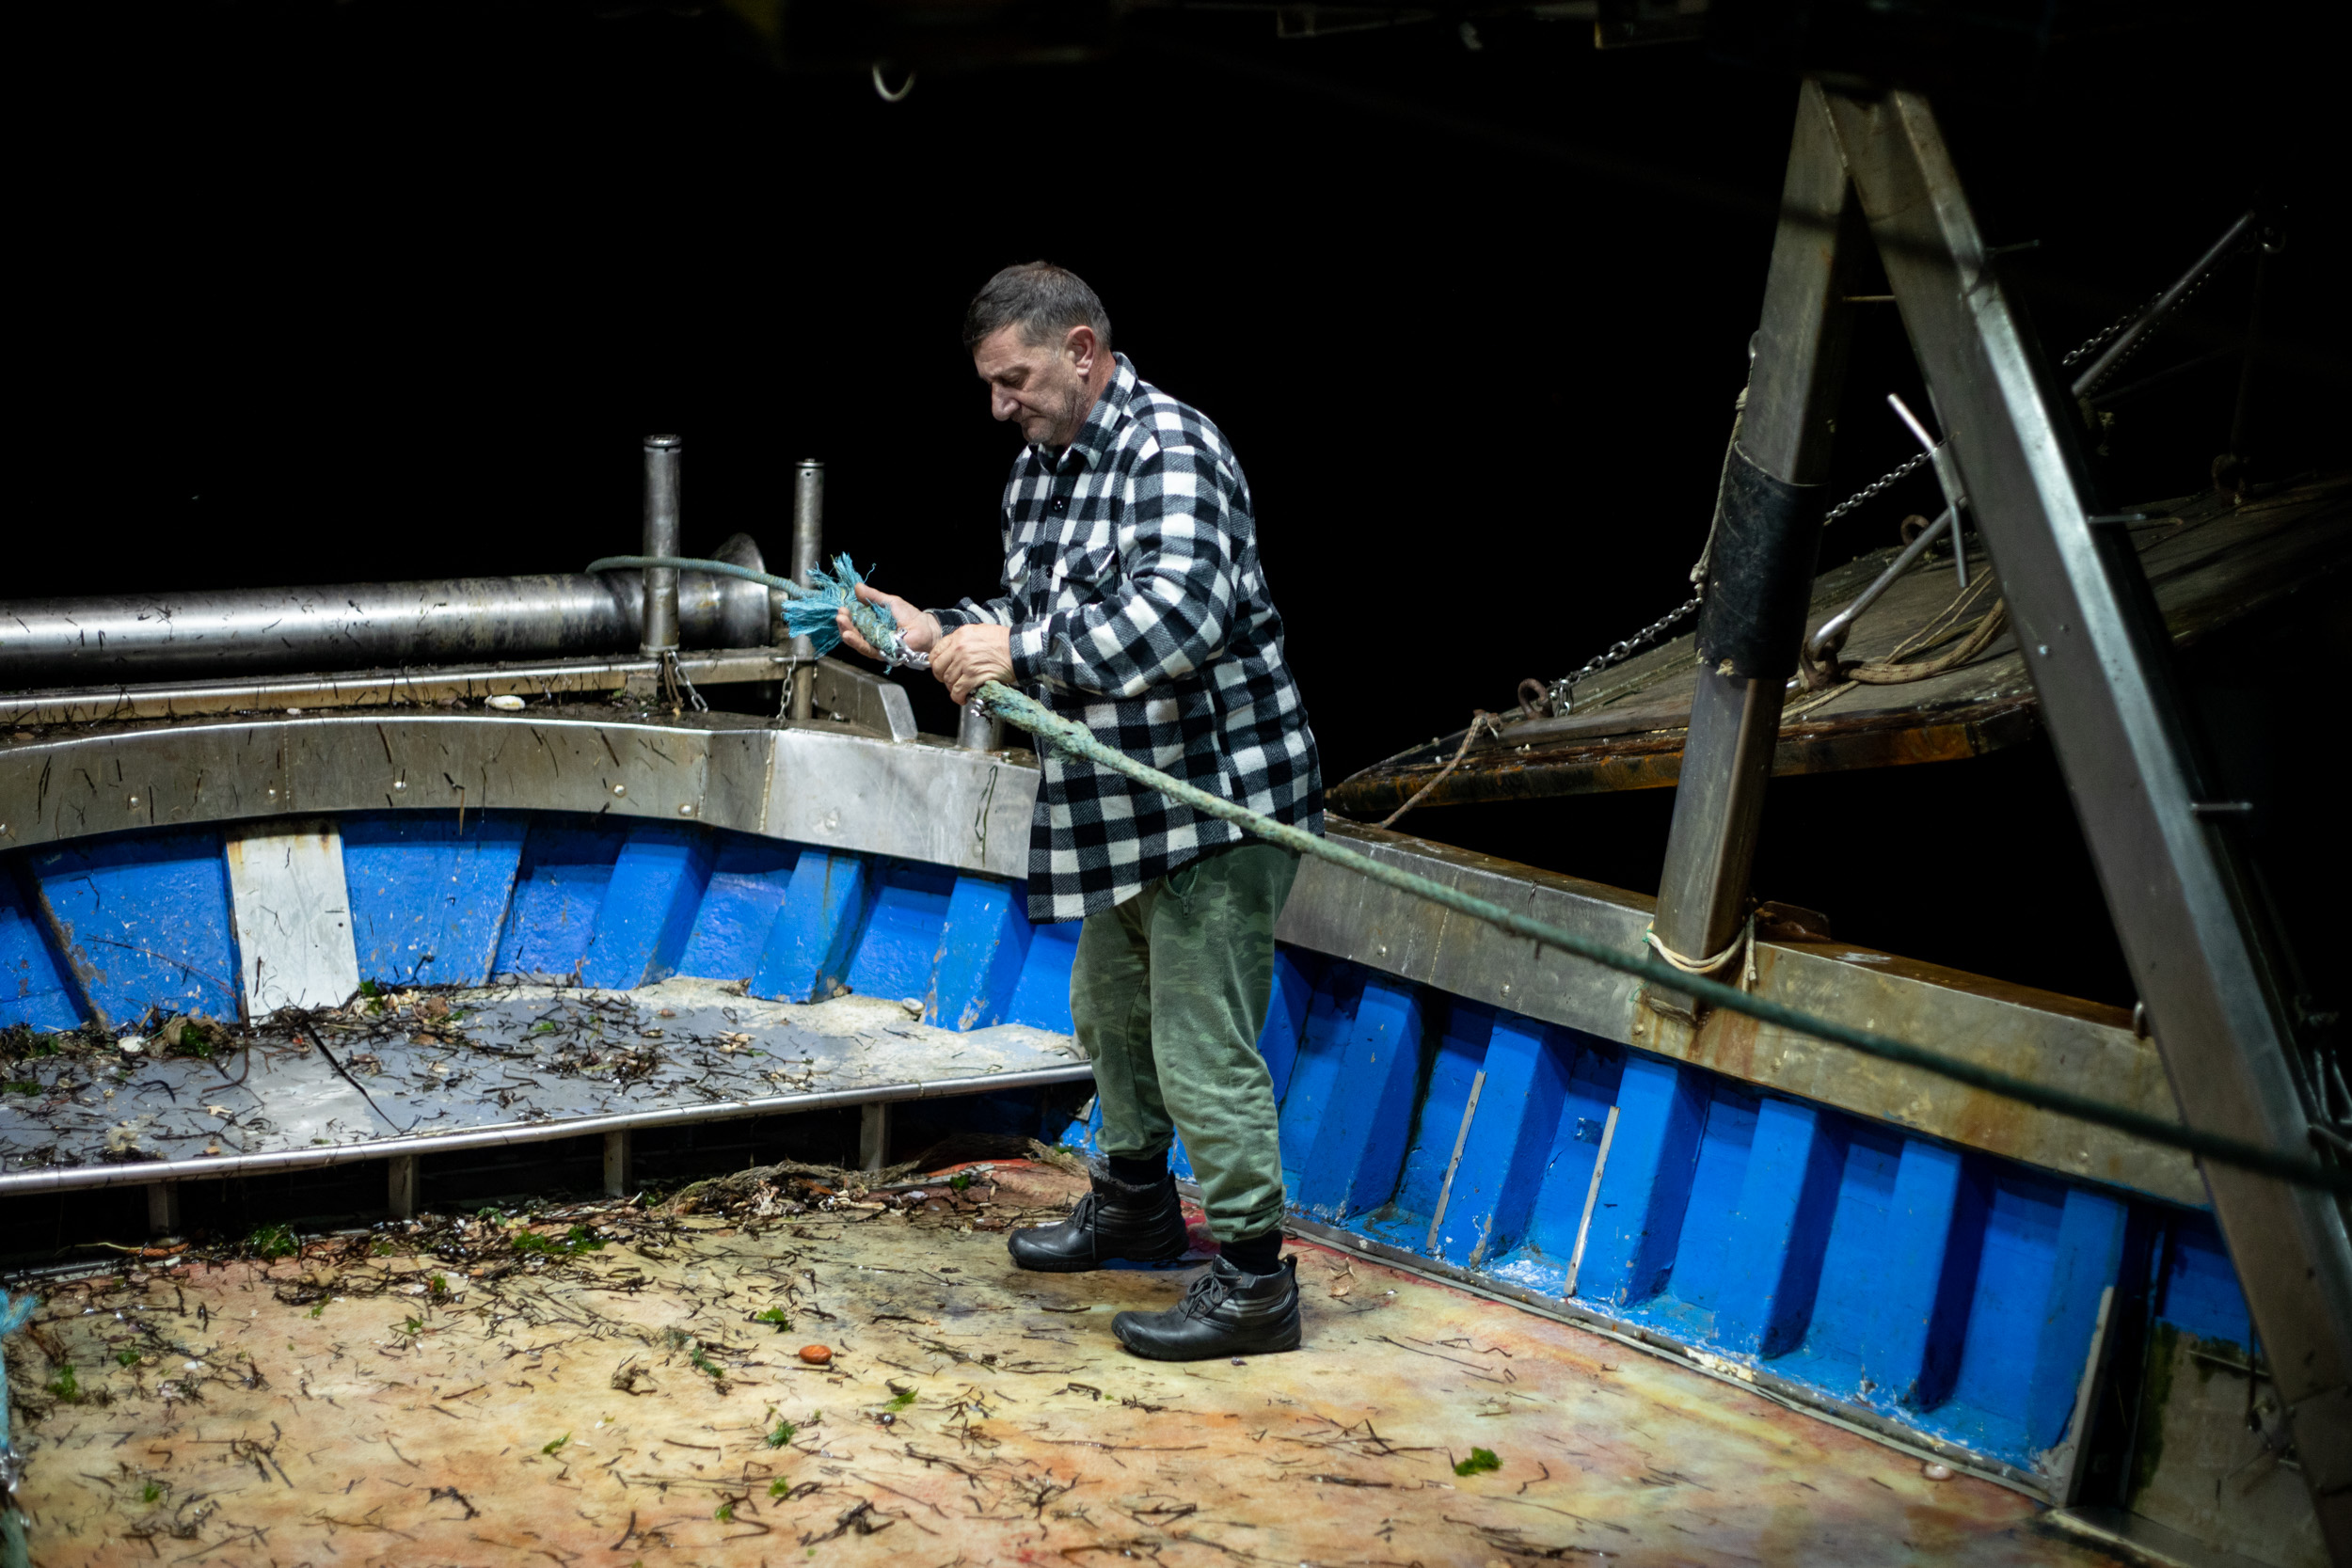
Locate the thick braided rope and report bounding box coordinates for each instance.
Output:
[976,678,2344,1196]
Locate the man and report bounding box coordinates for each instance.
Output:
[837,261,1323,1362]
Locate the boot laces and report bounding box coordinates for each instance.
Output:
[1178,1266,1233,1320]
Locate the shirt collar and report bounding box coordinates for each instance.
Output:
[1034,353,1138,474]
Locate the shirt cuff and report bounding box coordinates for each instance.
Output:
[930,606,976,633]
[1009,620,1049,685]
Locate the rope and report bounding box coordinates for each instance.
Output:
[1645,914,1759,990]
[1846,601,2008,684]
[586,555,811,597]
[581,556,2352,1197]
[974,680,2349,1196]
[1798,562,2008,701]
[1379,711,1502,830]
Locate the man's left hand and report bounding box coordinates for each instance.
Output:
[931,624,1014,705]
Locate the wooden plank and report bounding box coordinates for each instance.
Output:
[225,821,362,1014]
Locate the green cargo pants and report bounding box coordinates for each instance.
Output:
[1070,840,1300,1243]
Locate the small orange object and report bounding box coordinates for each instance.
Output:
[799,1344,833,1366]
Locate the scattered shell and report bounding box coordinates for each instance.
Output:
[799,1344,834,1366]
[486,694,526,711]
[1922,1462,1953,1481]
[899,998,924,1019]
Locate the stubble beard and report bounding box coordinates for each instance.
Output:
[1045,377,1089,451]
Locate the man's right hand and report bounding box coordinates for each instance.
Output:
[835,583,941,663]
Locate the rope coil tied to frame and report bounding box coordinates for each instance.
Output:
[1645,913,1760,992]
[585,554,2352,1199]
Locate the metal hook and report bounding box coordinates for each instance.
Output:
[1887,393,1971,590]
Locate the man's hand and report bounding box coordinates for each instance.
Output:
[835,584,940,663]
[931,624,1014,705]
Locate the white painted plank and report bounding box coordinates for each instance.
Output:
[225,820,361,1016]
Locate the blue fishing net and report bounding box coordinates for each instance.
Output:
[779,554,922,666]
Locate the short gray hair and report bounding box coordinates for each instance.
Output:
[961,261,1113,355]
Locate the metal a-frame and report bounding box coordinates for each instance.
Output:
[1645,77,2351,1553]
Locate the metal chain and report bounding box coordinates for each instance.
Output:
[1539,449,1933,715]
[659,650,709,714]
[1546,594,1703,714]
[1820,450,1931,527]
[2059,298,2148,369]
[2072,252,2237,389]
[2058,230,2249,378]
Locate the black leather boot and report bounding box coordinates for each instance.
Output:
[1006,1166,1190,1273]
[1111,1255,1302,1360]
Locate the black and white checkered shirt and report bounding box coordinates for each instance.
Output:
[932,355,1323,923]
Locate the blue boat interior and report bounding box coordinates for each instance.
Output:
[0,806,2255,1485]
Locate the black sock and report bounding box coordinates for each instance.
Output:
[1105,1151,1167,1186]
[1220,1228,1283,1275]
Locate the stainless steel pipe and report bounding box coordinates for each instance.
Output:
[641,435,685,657]
[789,459,824,721]
[0,535,771,687]
[958,698,1003,752]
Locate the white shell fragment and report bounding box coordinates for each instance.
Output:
[486,693,527,711]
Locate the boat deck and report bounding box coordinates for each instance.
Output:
[8,1160,2112,1566]
[0,980,1084,1181]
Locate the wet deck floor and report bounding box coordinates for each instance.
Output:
[8,1161,2112,1566]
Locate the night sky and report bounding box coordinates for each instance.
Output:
[23,2,2345,1006]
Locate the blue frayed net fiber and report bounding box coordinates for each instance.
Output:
[780,554,924,666]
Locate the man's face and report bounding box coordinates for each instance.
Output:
[974,324,1100,451]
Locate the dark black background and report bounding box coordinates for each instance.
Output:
[20,2,2346,1007]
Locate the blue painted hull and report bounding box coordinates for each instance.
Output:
[0,806,2249,1489]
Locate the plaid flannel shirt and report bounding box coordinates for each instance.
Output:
[931,354,1323,923]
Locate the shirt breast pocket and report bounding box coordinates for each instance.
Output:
[1048,545,1120,610]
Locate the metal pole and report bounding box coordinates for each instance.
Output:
[790,460,823,721]
[1648,81,1857,1009]
[642,436,684,657]
[2070,209,2258,399]
[387,1154,419,1221]
[602,1130,633,1198]
[958,698,1004,752]
[1824,85,2352,1551]
[2224,230,2279,484]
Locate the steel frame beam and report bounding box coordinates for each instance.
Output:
[1649,85,1860,987]
[1828,87,2352,1542]
[1657,76,2349,1544]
